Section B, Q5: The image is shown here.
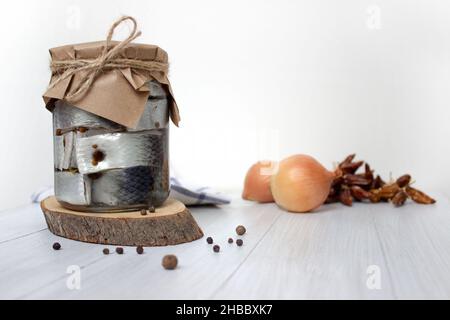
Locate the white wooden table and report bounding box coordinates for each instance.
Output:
[0,193,449,299]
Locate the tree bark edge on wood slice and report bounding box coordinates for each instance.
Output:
[40,196,204,246]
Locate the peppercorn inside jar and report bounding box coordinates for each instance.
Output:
[53,80,170,212]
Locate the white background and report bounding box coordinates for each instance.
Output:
[0,0,449,210]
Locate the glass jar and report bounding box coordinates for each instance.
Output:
[53,81,170,212]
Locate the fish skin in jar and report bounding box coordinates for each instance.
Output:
[52,80,171,211]
[90,166,168,207]
[54,171,91,205]
[75,130,165,174]
[148,80,167,98]
[53,101,124,131]
[53,132,76,170]
[128,80,169,131]
[130,98,169,131]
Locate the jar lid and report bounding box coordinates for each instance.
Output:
[43,17,180,128]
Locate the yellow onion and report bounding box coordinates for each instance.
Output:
[271,154,335,213]
[242,161,277,203]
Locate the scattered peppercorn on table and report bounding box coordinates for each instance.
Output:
[0,192,449,299]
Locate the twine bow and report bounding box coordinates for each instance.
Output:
[48,16,169,101]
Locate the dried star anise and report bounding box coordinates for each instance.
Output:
[328,154,436,208]
[371,175,385,189]
[344,174,371,186]
[392,190,408,207]
[339,186,353,206]
[378,183,401,200]
[340,161,363,174]
[405,186,436,204]
[350,186,371,201]
[396,174,411,188]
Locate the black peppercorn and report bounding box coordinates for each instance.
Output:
[236,225,246,236]
[206,237,213,244]
[228,238,234,244]
[52,242,61,250]
[236,239,243,247]
[103,248,110,255]
[140,209,147,216]
[162,254,178,270]
[213,245,220,253]
[116,247,124,254]
[92,149,105,164]
[136,246,144,254]
[149,205,155,213]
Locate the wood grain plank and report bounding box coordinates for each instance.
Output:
[0,204,48,243]
[1,195,449,299]
[0,230,105,299]
[370,196,450,299]
[213,202,399,299]
[4,199,281,299]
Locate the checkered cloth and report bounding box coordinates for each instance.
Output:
[169,177,231,205]
[31,176,231,206]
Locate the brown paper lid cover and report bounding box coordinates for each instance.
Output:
[43,40,180,128]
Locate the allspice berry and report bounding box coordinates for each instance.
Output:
[213,245,220,253]
[136,246,144,254]
[162,254,178,270]
[140,209,147,216]
[115,247,124,254]
[228,238,234,244]
[236,239,243,247]
[236,225,246,236]
[103,248,110,255]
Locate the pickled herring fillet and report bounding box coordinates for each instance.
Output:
[76,130,164,174]
[148,80,167,98]
[55,171,91,205]
[53,135,65,170]
[129,80,169,131]
[53,100,123,131]
[54,130,113,170]
[54,131,76,170]
[131,98,169,131]
[90,166,163,206]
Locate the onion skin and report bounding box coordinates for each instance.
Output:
[271,155,335,213]
[242,161,276,203]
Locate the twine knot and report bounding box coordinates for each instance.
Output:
[48,16,168,101]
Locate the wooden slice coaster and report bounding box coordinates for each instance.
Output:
[40,196,203,246]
